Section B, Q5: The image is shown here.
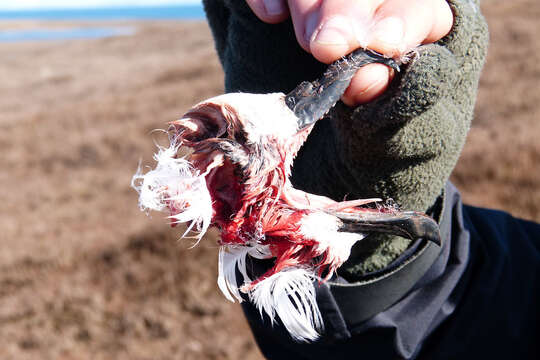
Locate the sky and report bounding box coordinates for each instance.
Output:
[0,0,201,10]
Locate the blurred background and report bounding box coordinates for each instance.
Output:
[0,0,538,359]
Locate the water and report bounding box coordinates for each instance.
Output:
[0,5,205,42]
[0,27,135,42]
[0,5,205,20]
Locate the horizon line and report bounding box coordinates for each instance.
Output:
[0,1,201,12]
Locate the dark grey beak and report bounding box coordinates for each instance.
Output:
[287,49,439,245]
[335,210,441,246]
[285,49,400,130]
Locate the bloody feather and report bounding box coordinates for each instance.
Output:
[132,49,440,342]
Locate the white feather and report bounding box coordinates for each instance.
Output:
[217,244,272,303]
[217,245,252,302]
[131,142,213,239]
[202,93,299,142]
[247,244,272,260]
[300,212,365,263]
[249,268,323,342]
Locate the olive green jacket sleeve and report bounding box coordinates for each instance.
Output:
[202,0,488,275]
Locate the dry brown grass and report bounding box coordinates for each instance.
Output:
[0,21,260,360]
[452,0,540,221]
[1,2,539,358]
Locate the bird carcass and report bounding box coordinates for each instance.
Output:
[132,49,440,342]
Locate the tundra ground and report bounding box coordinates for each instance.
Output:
[1,1,538,358]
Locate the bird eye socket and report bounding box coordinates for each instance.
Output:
[172,111,226,143]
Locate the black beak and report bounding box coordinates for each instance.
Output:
[285,49,400,130]
[335,210,441,246]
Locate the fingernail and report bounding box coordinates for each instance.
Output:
[372,17,404,45]
[312,16,352,45]
[304,12,318,45]
[263,0,285,16]
[344,77,386,106]
[357,77,386,97]
[351,18,372,47]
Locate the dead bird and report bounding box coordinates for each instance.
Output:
[132,49,440,342]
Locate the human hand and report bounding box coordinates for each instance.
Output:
[245,0,453,105]
[203,0,488,276]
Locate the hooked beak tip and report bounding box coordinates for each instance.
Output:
[419,217,441,246]
[336,210,441,246]
[385,57,400,73]
[394,211,441,246]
